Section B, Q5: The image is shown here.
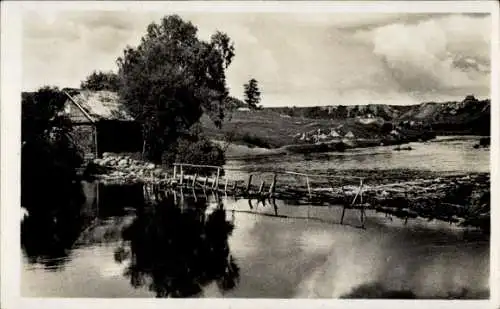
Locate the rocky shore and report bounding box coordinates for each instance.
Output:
[87,152,168,184]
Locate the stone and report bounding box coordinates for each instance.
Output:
[146,163,156,170]
[118,159,128,167]
[153,168,163,176]
[102,152,112,158]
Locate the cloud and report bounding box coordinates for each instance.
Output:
[354,14,491,98]
[22,11,491,106]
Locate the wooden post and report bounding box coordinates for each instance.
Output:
[246,174,253,193]
[215,168,221,190]
[173,165,177,180]
[203,176,209,190]
[359,179,364,204]
[192,173,198,188]
[258,180,265,194]
[359,179,365,227]
[180,166,184,186]
[269,173,277,198]
[306,176,312,199]
[232,180,237,191]
[224,178,229,193]
[340,204,347,225]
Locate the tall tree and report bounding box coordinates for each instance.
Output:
[243,78,261,110]
[116,15,235,163]
[80,71,120,91]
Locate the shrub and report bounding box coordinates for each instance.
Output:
[162,133,226,176]
[239,133,271,148]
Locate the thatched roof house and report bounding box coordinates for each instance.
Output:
[344,131,355,139]
[63,90,134,124]
[62,90,142,159]
[330,129,341,138]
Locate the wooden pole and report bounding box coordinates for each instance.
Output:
[232,180,237,191]
[192,173,198,188]
[173,165,177,180]
[203,176,209,190]
[306,176,312,199]
[258,180,265,194]
[359,179,364,204]
[180,165,184,186]
[340,204,347,225]
[269,173,277,198]
[224,178,229,193]
[246,174,253,193]
[215,168,221,190]
[359,179,365,227]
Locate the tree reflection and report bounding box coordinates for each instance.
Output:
[21,181,87,270]
[117,193,240,297]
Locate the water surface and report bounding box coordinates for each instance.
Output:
[21,137,490,298]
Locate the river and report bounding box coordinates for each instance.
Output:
[21,136,490,299]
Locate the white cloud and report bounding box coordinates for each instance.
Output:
[355,14,491,98]
[22,12,491,106]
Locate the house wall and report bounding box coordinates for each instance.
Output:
[69,124,97,159]
[96,120,143,155]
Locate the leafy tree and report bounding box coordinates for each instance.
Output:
[21,86,84,215]
[80,71,120,91]
[243,78,261,110]
[116,15,235,164]
[334,105,348,118]
[381,122,394,134]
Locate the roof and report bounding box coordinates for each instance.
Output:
[64,90,134,123]
[345,131,355,138]
[330,129,340,137]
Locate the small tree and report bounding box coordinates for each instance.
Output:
[243,78,261,110]
[80,71,120,91]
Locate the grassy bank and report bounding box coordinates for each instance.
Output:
[202,109,436,154]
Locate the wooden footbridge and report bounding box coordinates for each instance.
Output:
[139,162,370,227]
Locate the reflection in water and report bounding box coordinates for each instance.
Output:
[339,281,489,299]
[21,139,490,299]
[116,193,240,297]
[21,181,88,270]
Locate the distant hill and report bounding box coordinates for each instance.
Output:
[268,95,490,136]
[202,95,490,151]
[398,96,490,135]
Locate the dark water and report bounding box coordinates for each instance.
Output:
[21,137,490,298]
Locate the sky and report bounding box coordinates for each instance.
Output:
[22,10,492,106]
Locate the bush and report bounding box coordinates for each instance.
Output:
[240,133,271,148]
[162,133,226,176]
